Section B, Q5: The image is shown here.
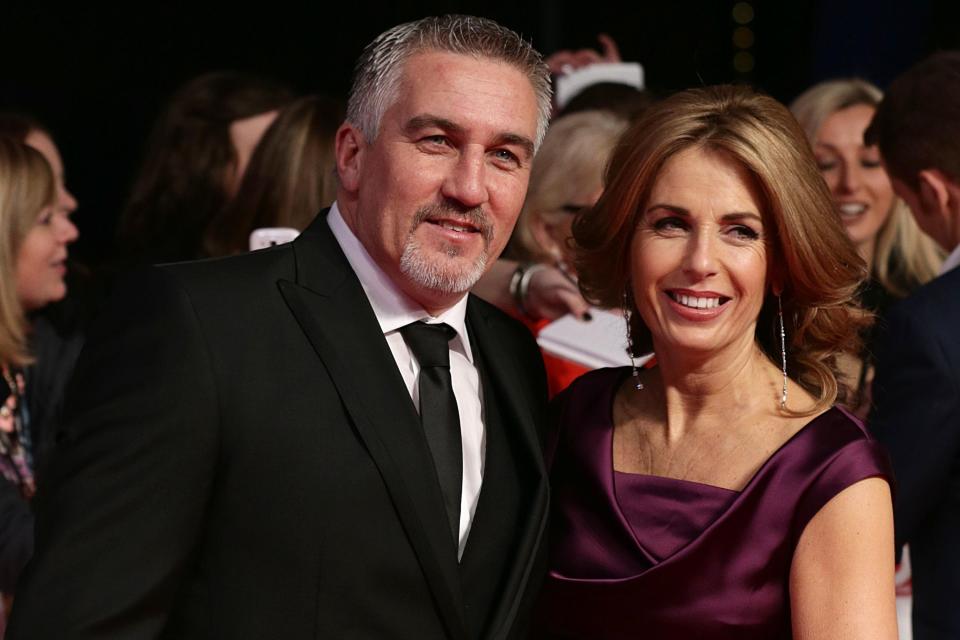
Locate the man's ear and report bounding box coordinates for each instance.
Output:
[917,168,951,218]
[335,122,365,194]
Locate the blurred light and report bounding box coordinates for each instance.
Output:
[732,2,754,25]
[733,51,755,73]
[733,26,754,49]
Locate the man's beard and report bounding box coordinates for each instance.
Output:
[399,203,495,295]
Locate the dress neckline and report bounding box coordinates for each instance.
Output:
[605,367,839,492]
[613,469,739,495]
[601,367,842,566]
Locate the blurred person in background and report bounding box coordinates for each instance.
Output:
[117,71,293,266]
[498,110,627,396]
[0,138,78,632]
[203,95,343,257]
[0,114,90,523]
[790,79,943,417]
[865,51,960,640]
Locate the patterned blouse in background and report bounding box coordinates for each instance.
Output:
[0,367,34,500]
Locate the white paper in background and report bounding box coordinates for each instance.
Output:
[553,62,645,110]
[537,308,653,370]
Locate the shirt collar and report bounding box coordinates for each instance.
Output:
[327,202,474,363]
[940,243,960,276]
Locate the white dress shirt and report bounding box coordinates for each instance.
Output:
[327,203,485,559]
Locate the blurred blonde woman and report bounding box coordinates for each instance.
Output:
[791,79,943,415]
[0,137,77,627]
[506,110,628,395]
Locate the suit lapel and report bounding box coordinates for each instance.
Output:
[277,214,468,640]
[462,299,549,639]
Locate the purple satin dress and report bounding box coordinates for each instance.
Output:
[533,367,892,639]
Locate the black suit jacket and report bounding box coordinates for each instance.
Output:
[8,212,549,639]
[869,265,960,640]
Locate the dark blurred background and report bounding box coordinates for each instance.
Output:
[3,0,958,266]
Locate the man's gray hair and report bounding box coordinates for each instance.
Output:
[346,15,552,150]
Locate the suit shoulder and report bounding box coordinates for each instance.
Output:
[159,244,296,296]
[888,267,960,325]
[467,294,537,346]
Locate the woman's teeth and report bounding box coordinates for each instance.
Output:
[838,203,867,217]
[670,292,721,309]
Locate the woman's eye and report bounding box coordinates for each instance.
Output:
[728,225,759,240]
[861,159,882,169]
[653,216,686,231]
[816,161,837,172]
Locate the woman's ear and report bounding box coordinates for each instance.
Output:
[769,270,785,297]
[530,214,562,260]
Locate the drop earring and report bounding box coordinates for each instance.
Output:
[622,289,644,391]
[778,295,787,409]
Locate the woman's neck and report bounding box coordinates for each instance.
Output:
[857,237,877,273]
[648,341,784,442]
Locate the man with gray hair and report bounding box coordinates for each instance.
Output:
[9,15,552,639]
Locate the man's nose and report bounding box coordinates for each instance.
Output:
[441,147,488,209]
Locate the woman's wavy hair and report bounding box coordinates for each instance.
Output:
[575,85,870,413]
[118,71,293,264]
[0,138,54,366]
[790,78,943,297]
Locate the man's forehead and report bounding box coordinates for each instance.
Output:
[391,50,538,133]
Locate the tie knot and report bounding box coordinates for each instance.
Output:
[399,322,456,369]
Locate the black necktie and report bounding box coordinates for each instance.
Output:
[399,322,462,545]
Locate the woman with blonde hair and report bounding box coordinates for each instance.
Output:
[533,85,896,638]
[790,79,943,413]
[511,110,628,271]
[501,110,628,395]
[0,137,78,624]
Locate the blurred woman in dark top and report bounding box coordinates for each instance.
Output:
[0,113,93,484]
[0,138,78,626]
